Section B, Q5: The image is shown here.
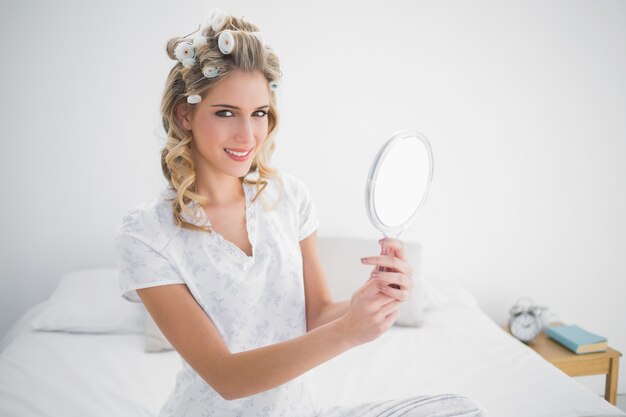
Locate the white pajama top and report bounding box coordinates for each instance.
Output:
[115,171,323,417]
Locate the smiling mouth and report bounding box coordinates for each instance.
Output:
[223,147,254,162]
[224,148,254,157]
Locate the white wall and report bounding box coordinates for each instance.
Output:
[1,0,624,396]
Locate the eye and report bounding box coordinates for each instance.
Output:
[215,110,267,118]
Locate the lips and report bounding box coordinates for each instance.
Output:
[225,148,253,153]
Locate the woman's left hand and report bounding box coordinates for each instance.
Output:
[361,238,414,302]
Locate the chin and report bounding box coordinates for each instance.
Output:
[225,163,253,178]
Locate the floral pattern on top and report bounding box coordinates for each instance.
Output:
[114,171,322,417]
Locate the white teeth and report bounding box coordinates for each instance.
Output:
[224,148,251,157]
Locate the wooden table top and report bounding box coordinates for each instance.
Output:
[503,323,622,363]
[526,329,622,364]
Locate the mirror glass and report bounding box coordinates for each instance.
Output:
[365,130,433,238]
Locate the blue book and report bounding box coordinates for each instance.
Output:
[545,324,608,354]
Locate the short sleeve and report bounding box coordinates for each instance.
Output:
[115,232,185,303]
[296,179,320,241]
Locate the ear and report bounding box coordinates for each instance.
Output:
[175,104,193,131]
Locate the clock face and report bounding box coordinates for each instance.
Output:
[510,313,542,342]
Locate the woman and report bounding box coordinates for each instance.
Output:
[115,8,485,417]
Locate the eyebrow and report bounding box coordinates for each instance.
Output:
[210,104,270,109]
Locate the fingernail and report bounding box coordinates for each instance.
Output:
[361,257,369,263]
[371,272,379,278]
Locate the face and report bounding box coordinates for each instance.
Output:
[179,69,270,181]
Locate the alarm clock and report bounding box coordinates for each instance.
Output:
[508,297,543,343]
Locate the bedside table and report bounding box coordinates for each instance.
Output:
[504,325,622,405]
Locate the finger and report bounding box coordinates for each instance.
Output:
[383,310,400,327]
[368,265,380,279]
[362,278,384,297]
[379,238,406,261]
[379,244,391,255]
[380,298,401,315]
[361,255,412,277]
[377,246,395,274]
[367,248,392,275]
[377,282,411,302]
[371,292,397,309]
[371,271,413,291]
[364,278,397,301]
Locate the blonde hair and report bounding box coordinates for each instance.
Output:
[160,15,282,232]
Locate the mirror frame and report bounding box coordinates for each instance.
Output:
[365,129,434,237]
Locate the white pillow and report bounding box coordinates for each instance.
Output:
[423,277,478,310]
[30,268,145,333]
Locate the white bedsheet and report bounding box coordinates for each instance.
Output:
[0,302,623,417]
[307,306,624,417]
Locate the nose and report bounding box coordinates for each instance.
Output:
[235,117,256,146]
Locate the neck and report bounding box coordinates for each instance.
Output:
[195,170,244,206]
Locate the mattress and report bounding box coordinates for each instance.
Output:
[0,298,623,417]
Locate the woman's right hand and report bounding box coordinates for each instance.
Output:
[339,278,401,347]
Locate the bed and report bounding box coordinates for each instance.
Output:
[0,237,623,417]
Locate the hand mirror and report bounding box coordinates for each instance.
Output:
[365,130,434,283]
